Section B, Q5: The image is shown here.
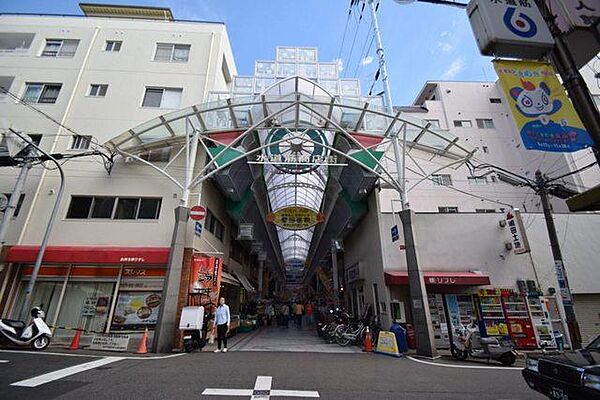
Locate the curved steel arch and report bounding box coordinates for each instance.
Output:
[105,75,475,270]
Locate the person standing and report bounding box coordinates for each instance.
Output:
[294,302,304,329]
[214,297,230,353]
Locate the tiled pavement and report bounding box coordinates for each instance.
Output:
[231,325,363,353]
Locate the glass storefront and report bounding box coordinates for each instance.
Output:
[8,264,165,337]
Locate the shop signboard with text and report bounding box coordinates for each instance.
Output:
[494,60,594,152]
[190,256,222,305]
[267,206,324,230]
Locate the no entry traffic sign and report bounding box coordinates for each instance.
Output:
[190,205,206,221]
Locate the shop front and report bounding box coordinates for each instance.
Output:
[385,270,490,350]
[2,246,169,346]
[385,271,570,350]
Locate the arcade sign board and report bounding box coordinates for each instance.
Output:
[467,0,554,60]
[267,206,324,230]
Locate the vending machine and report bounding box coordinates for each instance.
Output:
[427,294,450,348]
[543,294,572,349]
[500,289,537,348]
[527,294,556,349]
[477,289,508,339]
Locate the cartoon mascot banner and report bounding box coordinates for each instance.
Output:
[494,60,594,153]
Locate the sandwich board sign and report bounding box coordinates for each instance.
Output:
[375,331,401,357]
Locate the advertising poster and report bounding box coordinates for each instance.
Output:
[494,60,594,152]
[111,292,161,330]
[189,256,222,305]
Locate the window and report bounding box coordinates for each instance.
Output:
[154,43,190,62]
[453,120,472,128]
[70,135,92,150]
[475,209,496,213]
[438,206,459,213]
[0,32,35,53]
[105,40,122,52]
[2,193,25,217]
[66,196,161,220]
[205,208,225,241]
[221,55,232,86]
[490,175,497,183]
[139,148,171,162]
[468,176,489,185]
[489,98,502,104]
[28,134,42,146]
[476,118,495,129]
[425,119,440,127]
[0,76,14,99]
[88,84,108,97]
[141,87,182,108]
[41,39,79,57]
[22,83,62,104]
[431,174,452,186]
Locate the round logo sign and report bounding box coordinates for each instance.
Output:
[503,7,537,38]
[190,205,206,221]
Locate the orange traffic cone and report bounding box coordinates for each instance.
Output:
[365,326,373,352]
[136,327,148,354]
[68,328,82,351]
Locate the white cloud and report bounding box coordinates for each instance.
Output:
[361,55,373,66]
[442,58,465,79]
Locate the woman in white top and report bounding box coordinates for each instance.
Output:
[214,297,231,352]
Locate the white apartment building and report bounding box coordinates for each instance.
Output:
[0,4,245,347]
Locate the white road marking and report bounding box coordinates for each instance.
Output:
[0,349,102,358]
[203,389,253,396]
[270,390,320,398]
[202,375,319,399]
[10,356,124,387]
[0,360,9,363]
[406,355,523,370]
[0,349,186,360]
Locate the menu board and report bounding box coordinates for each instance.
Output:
[111,292,161,330]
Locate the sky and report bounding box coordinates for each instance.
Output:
[1,0,498,105]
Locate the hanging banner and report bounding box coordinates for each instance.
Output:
[189,256,222,305]
[494,60,594,153]
[267,206,324,230]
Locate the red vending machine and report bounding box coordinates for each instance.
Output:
[501,289,537,348]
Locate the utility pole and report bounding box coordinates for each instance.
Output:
[534,0,600,166]
[366,0,438,358]
[535,170,582,349]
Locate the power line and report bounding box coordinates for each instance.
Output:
[0,86,108,153]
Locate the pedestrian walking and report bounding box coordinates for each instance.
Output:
[281,303,290,328]
[264,302,275,327]
[214,297,230,353]
[305,301,314,327]
[294,302,304,329]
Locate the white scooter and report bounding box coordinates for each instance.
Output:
[0,307,52,350]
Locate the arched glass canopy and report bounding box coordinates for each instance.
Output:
[105,76,475,273]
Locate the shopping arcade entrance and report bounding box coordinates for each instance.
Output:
[105,74,474,353]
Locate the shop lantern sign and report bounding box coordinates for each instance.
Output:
[505,208,530,254]
[237,223,254,240]
[267,206,325,230]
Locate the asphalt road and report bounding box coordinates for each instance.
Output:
[0,349,545,400]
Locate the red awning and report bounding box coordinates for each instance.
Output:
[385,271,490,286]
[6,246,170,265]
